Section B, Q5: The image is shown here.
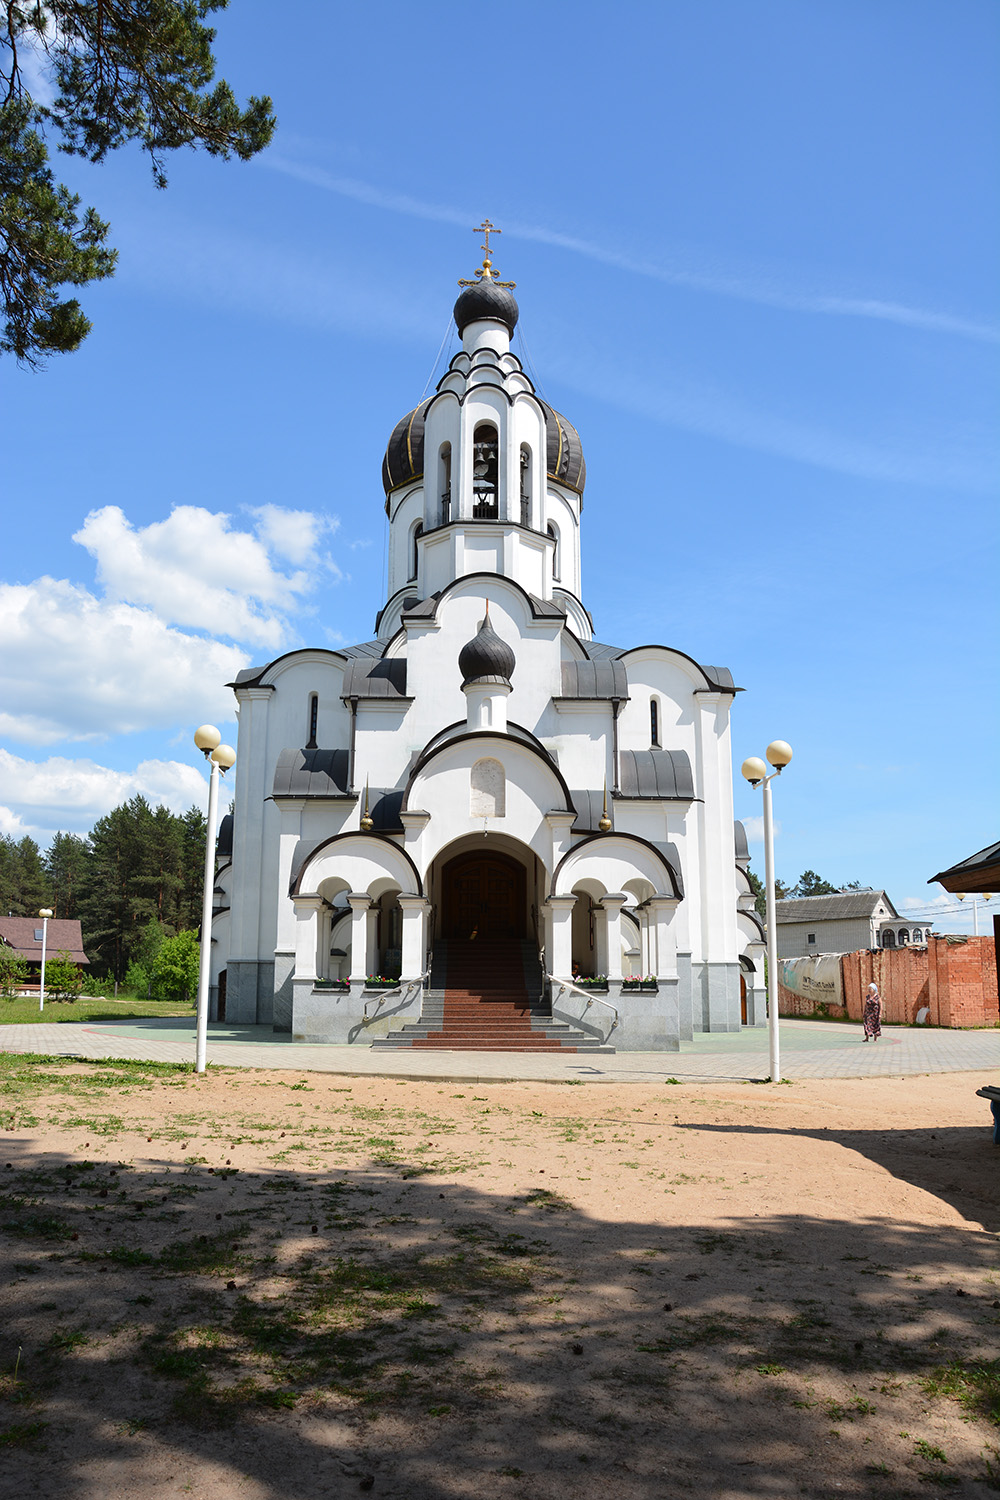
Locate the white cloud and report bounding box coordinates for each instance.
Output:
[0,805,33,839]
[0,576,246,743]
[740,816,779,845]
[73,504,332,650]
[0,751,230,840]
[248,504,338,568]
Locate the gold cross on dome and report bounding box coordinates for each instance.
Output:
[476,218,499,259]
[458,218,516,289]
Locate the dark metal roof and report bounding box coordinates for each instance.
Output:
[540,401,586,494]
[618,749,694,800]
[0,917,89,965]
[399,579,566,627]
[382,399,431,496]
[341,656,408,699]
[272,748,351,799]
[776,891,894,923]
[584,639,626,661]
[929,840,1000,894]
[453,279,519,336]
[459,613,516,687]
[559,659,628,700]
[216,813,234,862]
[700,664,737,692]
[570,789,605,831]
[368,789,405,833]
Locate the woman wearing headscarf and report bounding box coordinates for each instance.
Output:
[863,982,882,1042]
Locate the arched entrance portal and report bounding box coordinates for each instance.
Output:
[441,851,526,940]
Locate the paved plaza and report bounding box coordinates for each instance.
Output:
[1,1015,998,1084]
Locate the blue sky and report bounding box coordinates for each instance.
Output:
[1,0,997,933]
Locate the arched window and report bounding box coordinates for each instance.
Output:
[898,928,909,945]
[911,928,922,943]
[519,444,531,527]
[472,423,499,519]
[410,522,423,582]
[650,697,660,747]
[440,443,452,524]
[470,758,505,818]
[547,523,560,581]
[306,693,318,749]
[883,930,895,948]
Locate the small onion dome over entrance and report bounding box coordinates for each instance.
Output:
[453,278,519,336]
[382,398,431,497]
[459,609,516,688]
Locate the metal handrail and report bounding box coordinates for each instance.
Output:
[547,974,619,1032]
[362,972,428,1022]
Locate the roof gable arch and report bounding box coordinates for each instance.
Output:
[401,725,576,817]
[230,647,350,692]
[551,833,683,900]
[400,571,566,630]
[290,831,423,898]
[618,645,738,695]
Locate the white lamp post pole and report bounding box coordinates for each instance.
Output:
[38,908,53,1013]
[741,741,793,1084]
[193,727,236,1075]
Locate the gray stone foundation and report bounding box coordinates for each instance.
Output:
[225,960,275,1025]
[272,951,295,1033]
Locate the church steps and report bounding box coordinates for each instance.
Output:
[370,938,614,1053]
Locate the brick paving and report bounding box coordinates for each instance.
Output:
[1,1016,999,1085]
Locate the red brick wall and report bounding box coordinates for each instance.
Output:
[837,937,998,1029]
[928,935,1000,1029]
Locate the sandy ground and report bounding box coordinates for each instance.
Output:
[1,1060,999,1499]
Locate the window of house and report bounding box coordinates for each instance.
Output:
[472,424,499,519]
[807,932,816,945]
[883,931,895,948]
[650,697,660,747]
[411,522,423,581]
[898,929,909,945]
[306,693,318,749]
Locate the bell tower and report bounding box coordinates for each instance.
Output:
[378,227,589,640]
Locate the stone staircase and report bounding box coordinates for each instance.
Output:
[370,938,614,1053]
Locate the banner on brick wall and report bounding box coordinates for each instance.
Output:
[780,954,844,1007]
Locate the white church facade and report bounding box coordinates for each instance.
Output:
[211,245,766,1051]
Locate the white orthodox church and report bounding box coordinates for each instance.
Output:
[210,241,766,1051]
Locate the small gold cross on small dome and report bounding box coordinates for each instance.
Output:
[458,218,516,289]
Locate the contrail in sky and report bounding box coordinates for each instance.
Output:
[261,155,1000,345]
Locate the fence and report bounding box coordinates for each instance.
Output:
[779,935,998,1029]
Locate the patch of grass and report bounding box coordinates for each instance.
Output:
[924,1360,1000,1426]
[157,1230,251,1276]
[0,1194,72,1240]
[0,1419,48,1448]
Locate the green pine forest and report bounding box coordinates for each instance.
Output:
[0,796,211,983]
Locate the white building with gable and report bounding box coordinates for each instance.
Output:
[211,250,765,1051]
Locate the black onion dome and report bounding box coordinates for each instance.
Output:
[382,398,430,497]
[459,611,516,688]
[540,401,586,493]
[453,279,519,336]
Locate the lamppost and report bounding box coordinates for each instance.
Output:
[193,726,236,1075]
[38,907,53,1013]
[741,740,793,1083]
